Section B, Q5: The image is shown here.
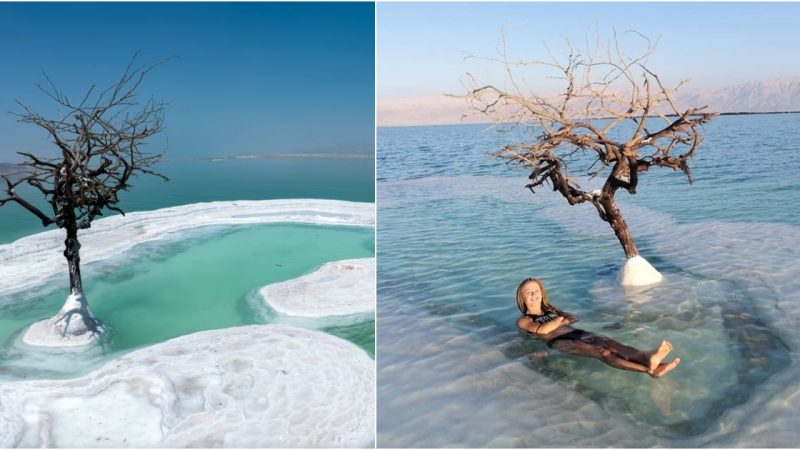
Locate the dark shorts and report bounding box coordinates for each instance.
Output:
[546,329,591,348]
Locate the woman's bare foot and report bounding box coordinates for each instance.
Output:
[650,358,680,378]
[648,340,673,372]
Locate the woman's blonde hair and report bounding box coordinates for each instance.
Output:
[515,278,561,315]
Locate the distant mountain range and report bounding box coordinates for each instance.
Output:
[678,78,800,113]
[378,77,800,127]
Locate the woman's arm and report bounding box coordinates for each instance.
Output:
[538,316,566,334]
[560,312,580,325]
[517,315,566,335]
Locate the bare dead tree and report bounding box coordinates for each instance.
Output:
[0,56,169,340]
[457,31,716,262]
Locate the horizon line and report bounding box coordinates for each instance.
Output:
[377,110,800,129]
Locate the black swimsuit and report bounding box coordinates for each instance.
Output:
[524,313,588,348]
[545,329,589,348]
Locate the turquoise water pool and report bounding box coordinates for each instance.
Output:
[0,223,374,379]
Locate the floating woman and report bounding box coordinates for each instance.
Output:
[516,278,680,377]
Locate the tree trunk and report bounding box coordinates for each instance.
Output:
[53,223,103,338]
[598,184,640,259]
[64,225,83,295]
[21,223,105,347]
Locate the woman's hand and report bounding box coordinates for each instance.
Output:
[536,315,566,334]
[560,312,579,325]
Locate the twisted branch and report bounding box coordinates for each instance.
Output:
[3,55,172,230]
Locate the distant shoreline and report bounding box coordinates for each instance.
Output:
[167,152,374,163]
[0,153,373,169]
[717,110,800,116]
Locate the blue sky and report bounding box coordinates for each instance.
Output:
[378,2,800,98]
[0,2,374,161]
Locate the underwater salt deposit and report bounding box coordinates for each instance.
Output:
[376,115,800,447]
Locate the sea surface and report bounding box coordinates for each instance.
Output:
[376,114,800,447]
[0,156,374,244]
[0,156,375,378]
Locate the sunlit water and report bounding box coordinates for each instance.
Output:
[376,114,800,447]
[0,157,375,380]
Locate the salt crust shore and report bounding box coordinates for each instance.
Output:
[0,325,375,448]
[260,258,375,318]
[0,199,374,299]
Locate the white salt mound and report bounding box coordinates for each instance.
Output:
[21,318,101,348]
[619,255,664,287]
[21,292,107,348]
[261,258,375,318]
[0,325,375,448]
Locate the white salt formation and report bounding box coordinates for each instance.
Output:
[619,255,664,287]
[0,199,374,299]
[260,258,375,319]
[0,325,375,448]
[21,292,106,348]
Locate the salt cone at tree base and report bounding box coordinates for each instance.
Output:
[619,255,664,287]
[21,292,106,348]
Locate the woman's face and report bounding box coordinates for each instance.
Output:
[521,281,543,313]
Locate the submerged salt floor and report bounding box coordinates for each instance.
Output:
[377,176,799,447]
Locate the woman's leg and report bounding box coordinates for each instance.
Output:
[550,339,651,373]
[584,334,651,365]
[585,334,673,371]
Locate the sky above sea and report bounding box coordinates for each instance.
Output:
[378,2,800,98]
[0,2,374,162]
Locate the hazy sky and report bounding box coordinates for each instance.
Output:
[0,2,374,161]
[378,2,800,99]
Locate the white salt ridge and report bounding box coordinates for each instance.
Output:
[0,199,374,299]
[260,258,375,319]
[0,325,375,448]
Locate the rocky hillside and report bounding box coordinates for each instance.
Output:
[678,78,800,113]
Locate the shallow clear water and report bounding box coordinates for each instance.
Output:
[0,223,374,379]
[377,114,800,447]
